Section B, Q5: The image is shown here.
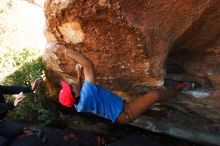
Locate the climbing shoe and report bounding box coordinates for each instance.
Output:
[164,79,199,91]
[179,81,198,91]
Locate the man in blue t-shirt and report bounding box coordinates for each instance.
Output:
[53,44,195,124]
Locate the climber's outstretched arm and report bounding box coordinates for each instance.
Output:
[52,44,95,84]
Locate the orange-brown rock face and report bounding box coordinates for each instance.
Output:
[43,0,220,143]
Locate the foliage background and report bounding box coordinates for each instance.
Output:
[0,1,56,125]
[0,48,59,124]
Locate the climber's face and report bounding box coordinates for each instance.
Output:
[70,83,80,98]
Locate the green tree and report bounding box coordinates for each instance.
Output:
[1,48,59,124]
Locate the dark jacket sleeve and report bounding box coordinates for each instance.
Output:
[0,102,15,114]
[0,85,33,95]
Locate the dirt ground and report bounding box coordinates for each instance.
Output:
[44,109,204,146]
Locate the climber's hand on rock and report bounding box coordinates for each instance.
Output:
[51,44,68,57]
[75,64,82,78]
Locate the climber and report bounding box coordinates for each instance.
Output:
[53,44,196,124]
[0,78,42,145]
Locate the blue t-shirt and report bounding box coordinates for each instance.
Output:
[74,81,124,122]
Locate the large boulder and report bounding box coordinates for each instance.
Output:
[43,0,220,144]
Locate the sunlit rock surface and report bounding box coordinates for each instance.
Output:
[43,0,220,145]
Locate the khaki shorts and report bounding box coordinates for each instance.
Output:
[117,102,133,124]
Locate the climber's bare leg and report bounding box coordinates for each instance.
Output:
[117,85,182,124]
